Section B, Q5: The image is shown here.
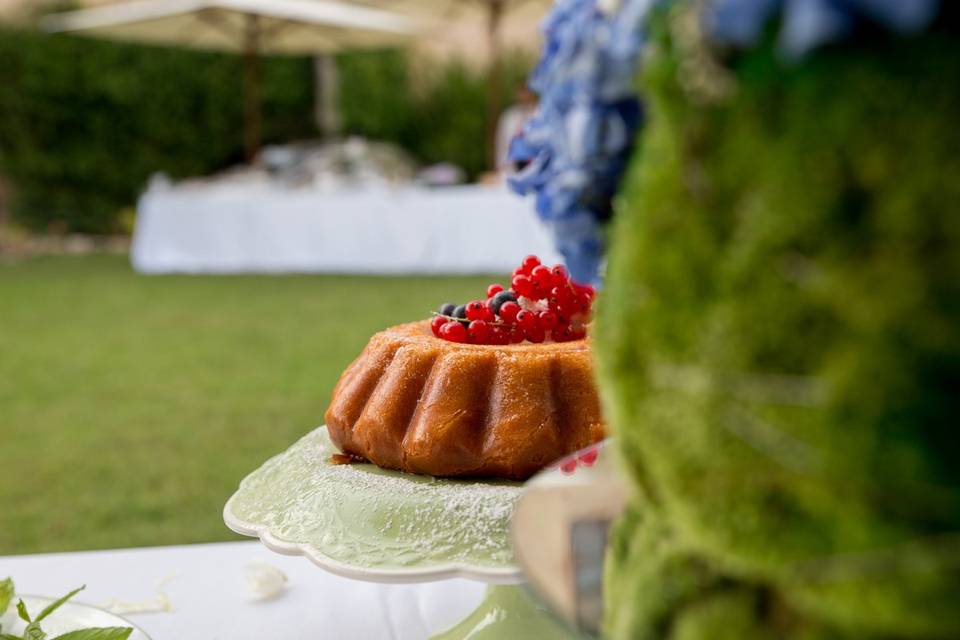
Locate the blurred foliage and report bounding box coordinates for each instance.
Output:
[0,26,533,234]
[599,5,960,639]
[337,49,535,180]
[0,28,316,233]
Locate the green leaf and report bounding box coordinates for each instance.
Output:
[0,634,20,640]
[35,587,85,624]
[50,629,132,640]
[0,578,13,615]
[23,621,46,640]
[15,600,31,624]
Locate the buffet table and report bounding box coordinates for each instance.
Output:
[0,541,485,639]
[131,182,562,274]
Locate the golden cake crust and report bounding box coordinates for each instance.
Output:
[324,320,605,479]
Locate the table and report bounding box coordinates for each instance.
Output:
[0,541,485,639]
[131,182,562,274]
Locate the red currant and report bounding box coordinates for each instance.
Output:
[521,254,541,274]
[490,326,510,345]
[486,283,504,298]
[465,300,487,321]
[552,324,574,342]
[578,448,598,466]
[509,324,525,343]
[525,325,545,343]
[550,284,575,305]
[499,301,521,323]
[550,264,569,287]
[430,315,447,337]
[511,274,533,298]
[468,320,490,344]
[529,265,552,293]
[516,310,537,331]
[574,292,592,315]
[574,283,596,300]
[538,310,558,330]
[440,321,467,343]
[559,459,577,474]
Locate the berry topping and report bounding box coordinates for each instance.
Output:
[550,264,569,287]
[430,315,447,337]
[578,448,599,466]
[559,458,578,474]
[465,300,488,321]
[511,273,533,298]
[552,324,574,342]
[429,255,595,344]
[538,310,558,330]
[529,265,552,291]
[525,325,546,343]
[499,300,521,324]
[467,320,490,344]
[490,290,518,314]
[516,310,537,331]
[521,254,541,273]
[573,293,591,315]
[490,326,510,345]
[438,302,456,316]
[440,320,467,343]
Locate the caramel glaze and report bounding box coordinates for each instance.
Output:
[324,320,606,480]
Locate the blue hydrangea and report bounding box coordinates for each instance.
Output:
[511,0,943,285]
[704,0,941,57]
[508,0,654,286]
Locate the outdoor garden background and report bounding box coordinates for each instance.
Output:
[0,22,531,555]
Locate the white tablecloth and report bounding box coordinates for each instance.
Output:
[0,541,485,639]
[131,183,562,274]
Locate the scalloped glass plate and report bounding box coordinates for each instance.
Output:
[224,426,524,584]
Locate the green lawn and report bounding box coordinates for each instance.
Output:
[0,255,491,555]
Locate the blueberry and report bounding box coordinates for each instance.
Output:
[452,304,469,326]
[438,303,456,317]
[491,290,518,315]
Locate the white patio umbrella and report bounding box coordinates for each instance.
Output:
[41,0,418,160]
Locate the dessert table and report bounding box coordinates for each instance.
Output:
[131,182,562,274]
[0,541,485,639]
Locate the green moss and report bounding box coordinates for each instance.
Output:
[598,5,960,638]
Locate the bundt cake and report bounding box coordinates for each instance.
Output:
[324,320,605,480]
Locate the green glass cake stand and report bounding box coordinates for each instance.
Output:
[223,425,578,639]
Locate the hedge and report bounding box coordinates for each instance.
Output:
[0,28,315,233]
[0,26,532,234]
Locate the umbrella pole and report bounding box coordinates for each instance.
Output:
[243,14,262,162]
[486,0,504,171]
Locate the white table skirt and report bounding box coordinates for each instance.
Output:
[0,541,485,639]
[131,183,563,275]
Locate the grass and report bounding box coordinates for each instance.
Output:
[0,255,492,555]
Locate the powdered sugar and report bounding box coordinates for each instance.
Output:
[229,426,522,571]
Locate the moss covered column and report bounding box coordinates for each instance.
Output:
[596,5,960,638]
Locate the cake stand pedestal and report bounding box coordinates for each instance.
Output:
[223,426,577,639]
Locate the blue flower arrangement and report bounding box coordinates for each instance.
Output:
[510,0,944,285]
[705,0,941,57]
[507,0,653,286]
